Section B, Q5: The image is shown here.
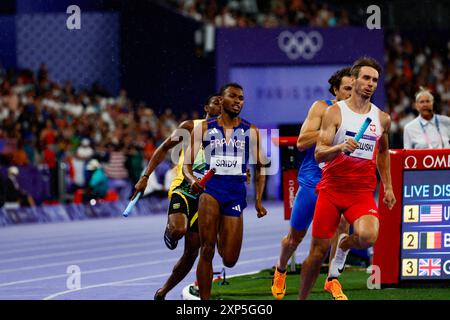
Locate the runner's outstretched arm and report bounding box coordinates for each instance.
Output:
[133,120,193,198]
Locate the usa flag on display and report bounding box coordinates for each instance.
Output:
[419,205,442,222]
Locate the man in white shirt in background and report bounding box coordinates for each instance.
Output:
[403,87,450,149]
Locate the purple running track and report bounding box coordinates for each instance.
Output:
[0,201,311,300]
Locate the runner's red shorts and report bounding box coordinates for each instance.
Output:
[312,189,379,239]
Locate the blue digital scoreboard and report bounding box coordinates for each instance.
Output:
[400,169,450,280]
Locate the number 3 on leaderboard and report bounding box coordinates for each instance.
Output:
[402,259,418,277]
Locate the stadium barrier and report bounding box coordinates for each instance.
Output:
[0,196,168,227]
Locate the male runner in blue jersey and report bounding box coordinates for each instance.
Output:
[272,67,353,300]
[132,95,222,300]
[183,83,268,300]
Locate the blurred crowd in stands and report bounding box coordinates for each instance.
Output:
[171,0,450,145]
[171,0,351,28]
[0,64,189,205]
[384,32,450,147]
[1,1,449,206]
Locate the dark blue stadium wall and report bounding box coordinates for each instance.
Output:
[15,12,120,94]
[16,0,104,13]
[1,1,216,109]
[119,1,216,115]
[1,0,121,95]
[0,16,17,69]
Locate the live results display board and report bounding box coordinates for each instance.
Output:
[401,170,450,279]
[374,149,450,286]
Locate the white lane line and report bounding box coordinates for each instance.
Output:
[42,272,174,300]
[0,241,283,288]
[0,242,152,264]
[0,234,152,255]
[0,224,282,257]
[0,234,155,256]
[42,254,283,300]
[0,223,153,249]
[0,243,281,274]
[0,294,46,298]
[0,258,179,288]
[0,231,282,265]
[0,219,285,251]
[0,250,156,274]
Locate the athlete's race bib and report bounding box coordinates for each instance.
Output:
[345,131,377,160]
[210,155,243,175]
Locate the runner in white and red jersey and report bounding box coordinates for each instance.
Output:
[298,57,397,300]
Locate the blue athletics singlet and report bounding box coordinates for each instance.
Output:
[290,99,333,231]
[201,117,252,217]
[297,99,333,188]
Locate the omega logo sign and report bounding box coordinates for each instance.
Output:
[404,155,450,169]
[404,156,417,169]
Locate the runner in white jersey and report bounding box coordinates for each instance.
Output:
[299,57,396,300]
[271,67,353,301]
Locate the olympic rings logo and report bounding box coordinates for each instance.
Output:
[277,31,323,60]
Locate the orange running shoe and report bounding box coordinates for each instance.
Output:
[271,268,287,300]
[324,278,348,300]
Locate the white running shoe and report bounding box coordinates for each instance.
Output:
[328,233,350,278]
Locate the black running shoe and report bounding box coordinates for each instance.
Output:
[164,227,178,250]
[154,288,165,300]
